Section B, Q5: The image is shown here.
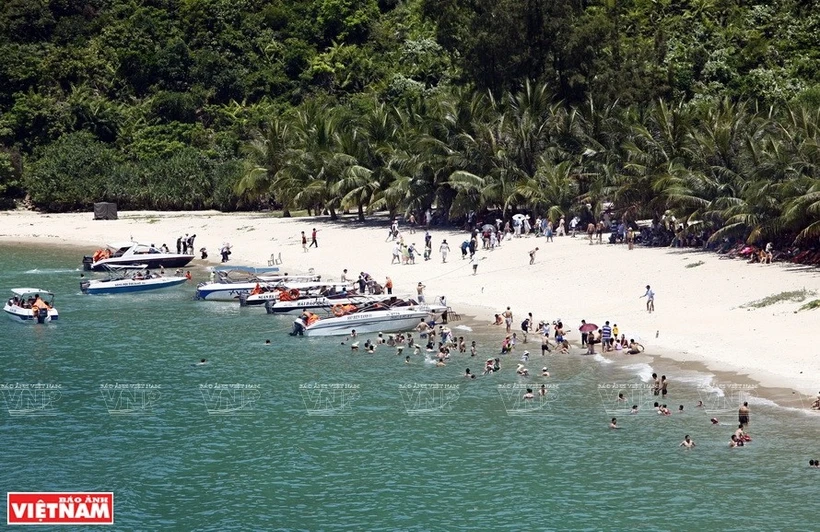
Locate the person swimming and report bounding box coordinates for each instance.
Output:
[679,435,696,448]
[630,405,639,414]
[404,355,410,364]
[265,339,271,345]
[610,417,619,429]
[194,359,207,366]
[541,367,550,377]
[523,388,534,400]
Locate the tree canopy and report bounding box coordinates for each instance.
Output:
[1,0,819,244]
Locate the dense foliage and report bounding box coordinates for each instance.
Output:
[1,0,818,244]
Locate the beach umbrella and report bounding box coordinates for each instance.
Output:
[481,223,495,232]
[512,214,527,222]
[579,323,598,333]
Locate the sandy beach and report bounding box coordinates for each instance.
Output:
[2,208,819,395]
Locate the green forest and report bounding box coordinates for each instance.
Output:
[1,0,819,244]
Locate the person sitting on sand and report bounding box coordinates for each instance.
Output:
[491,314,503,326]
[627,340,644,355]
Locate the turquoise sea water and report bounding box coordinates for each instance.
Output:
[1,243,818,530]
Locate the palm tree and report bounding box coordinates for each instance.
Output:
[236,118,293,212]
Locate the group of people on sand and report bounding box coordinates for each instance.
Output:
[489,308,645,357]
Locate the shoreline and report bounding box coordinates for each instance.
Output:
[2,209,819,398]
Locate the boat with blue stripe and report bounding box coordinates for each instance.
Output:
[81,267,188,295]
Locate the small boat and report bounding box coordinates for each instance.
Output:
[290,301,448,337]
[83,242,193,272]
[241,282,356,306]
[4,288,59,323]
[80,267,188,295]
[261,294,401,314]
[197,277,348,301]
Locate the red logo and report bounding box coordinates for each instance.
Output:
[7,493,113,525]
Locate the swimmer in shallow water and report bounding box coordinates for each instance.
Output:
[523,388,534,400]
[194,359,207,366]
[610,417,619,429]
[405,355,410,364]
[679,435,696,448]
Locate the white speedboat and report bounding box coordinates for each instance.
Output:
[290,302,448,337]
[241,282,356,306]
[80,268,188,295]
[261,294,398,314]
[4,288,59,323]
[83,242,193,272]
[198,278,351,302]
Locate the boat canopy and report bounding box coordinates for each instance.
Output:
[107,241,137,250]
[10,288,54,298]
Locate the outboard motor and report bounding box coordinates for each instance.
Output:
[36,308,48,324]
[82,256,93,271]
[80,280,90,294]
[238,293,248,307]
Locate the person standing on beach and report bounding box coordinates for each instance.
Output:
[424,231,432,261]
[641,285,655,313]
[409,213,417,234]
[570,216,579,237]
[580,319,588,346]
[440,239,450,263]
[738,402,750,428]
[529,247,539,265]
[301,231,308,252]
[600,321,612,351]
[626,228,635,250]
[521,313,532,343]
[417,282,426,303]
[587,222,595,244]
[503,307,513,334]
[309,228,318,248]
[341,269,349,282]
[385,276,393,295]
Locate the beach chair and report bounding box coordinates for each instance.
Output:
[268,252,283,266]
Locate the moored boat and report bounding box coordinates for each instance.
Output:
[261,294,404,314]
[83,242,193,272]
[4,288,59,323]
[80,268,188,295]
[290,301,448,337]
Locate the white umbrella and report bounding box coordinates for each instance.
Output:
[512,214,527,222]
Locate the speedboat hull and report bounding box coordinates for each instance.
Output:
[4,305,59,323]
[262,295,386,314]
[89,255,193,272]
[295,309,430,337]
[195,282,261,301]
[81,276,187,295]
